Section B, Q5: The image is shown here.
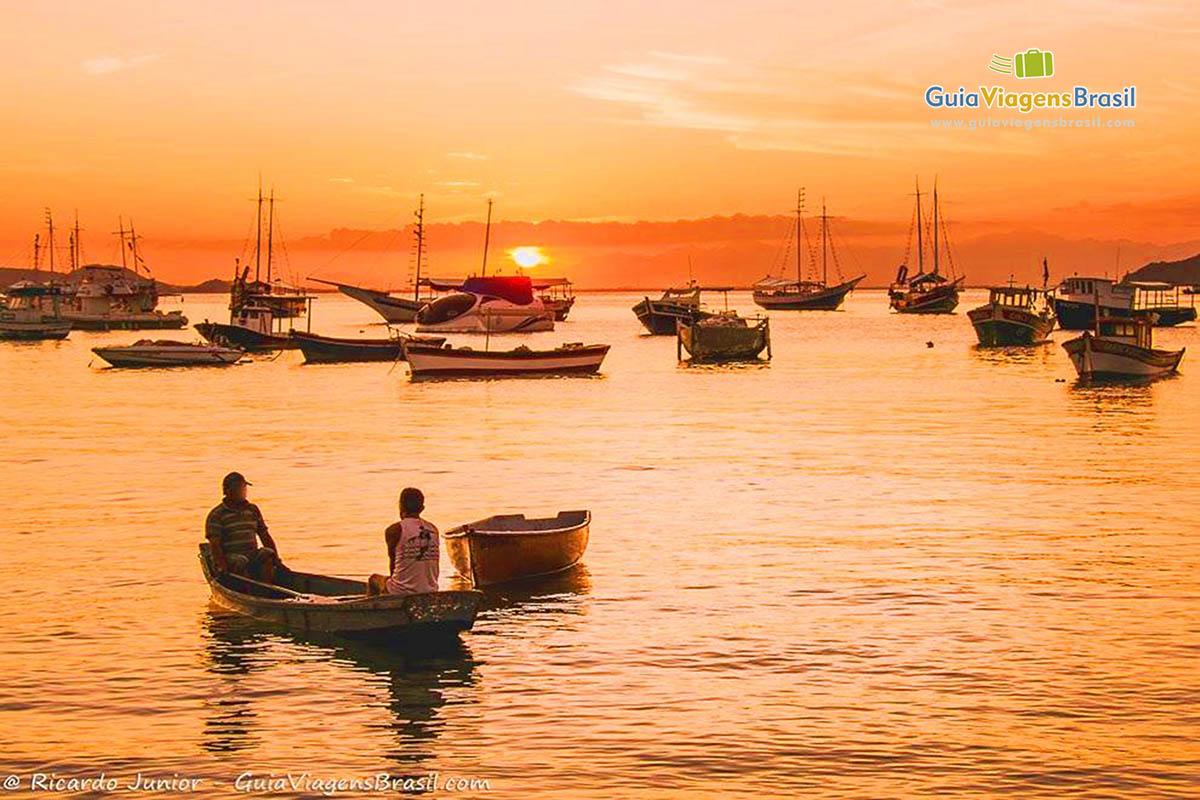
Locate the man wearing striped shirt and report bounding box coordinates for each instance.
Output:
[205,472,282,583]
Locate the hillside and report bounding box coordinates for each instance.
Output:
[0,265,230,294]
[1125,253,1200,286]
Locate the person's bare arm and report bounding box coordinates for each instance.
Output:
[384,523,402,574]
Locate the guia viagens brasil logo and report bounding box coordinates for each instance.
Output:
[925,49,1136,113]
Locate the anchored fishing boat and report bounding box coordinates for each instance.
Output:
[404,340,609,378]
[0,282,71,340]
[290,330,445,363]
[200,544,483,638]
[92,340,244,367]
[1053,277,1197,329]
[443,511,590,587]
[1062,315,1184,380]
[677,313,771,362]
[968,281,1055,346]
[309,195,432,324]
[534,277,576,321]
[60,215,188,331]
[196,184,313,351]
[889,178,964,314]
[753,190,864,311]
[632,283,719,335]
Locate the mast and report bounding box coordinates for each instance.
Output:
[821,199,829,286]
[46,209,55,274]
[795,188,805,283]
[72,211,81,271]
[32,234,40,272]
[480,198,493,277]
[128,220,141,276]
[254,178,263,282]
[914,178,924,275]
[413,193,425,302]
[266,186,275,284]
[116,217,128,270]
[932,177,940,276]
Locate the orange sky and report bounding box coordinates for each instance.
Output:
[1,1,1197,285]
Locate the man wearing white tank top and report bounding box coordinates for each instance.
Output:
[367,487,439,596]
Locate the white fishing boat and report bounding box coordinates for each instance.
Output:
[1062,316,1184,380]
[404,341,609,378]
[0,282,71,340]
[92,340,245,368]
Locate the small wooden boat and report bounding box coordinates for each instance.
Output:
[1062,316,1184,380]
[443,511,590,586]
[968,285,1055,346]
[632,285,717,335]
[93,340,245,367]
[677,313,770,362]
[404,341,609,378]
[291,330,446,363]
[199,544,483,638]
[196,320,297,352]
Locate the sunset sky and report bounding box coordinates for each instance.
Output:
[1,1,1197,285]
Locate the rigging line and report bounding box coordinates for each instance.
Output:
[938,202,958,279]
[802,216,820,281]
[902,200,916,268]
[768,213,795,276]
[308,205,414,277]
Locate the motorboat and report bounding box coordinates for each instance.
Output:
[92,340,245,367]
[415,276,554,333]
[443,511,590,586]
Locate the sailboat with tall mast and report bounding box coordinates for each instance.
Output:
[196,182,312,351]
[753,189,864,311]
[889,178,964,314]
[310,195,431,323]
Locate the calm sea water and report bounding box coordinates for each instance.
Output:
[1,290,1197,798]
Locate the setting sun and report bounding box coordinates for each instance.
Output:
[509,246,546,269]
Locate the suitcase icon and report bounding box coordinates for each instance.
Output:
[1014,48,1054,79]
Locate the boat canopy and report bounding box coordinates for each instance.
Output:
[910,272,949,286]
[424,275,535,305]
[5,281,62,296]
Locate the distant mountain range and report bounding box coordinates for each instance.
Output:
[0,265,233,294]
[1125,253,1200,286]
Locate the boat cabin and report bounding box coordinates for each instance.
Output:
[3,281,63,313]
[532,277,574,302]
[988,286,1039,310]
[1097,316,1154,348]
[1056,276,1135,309]
[1128,281,1192,313]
